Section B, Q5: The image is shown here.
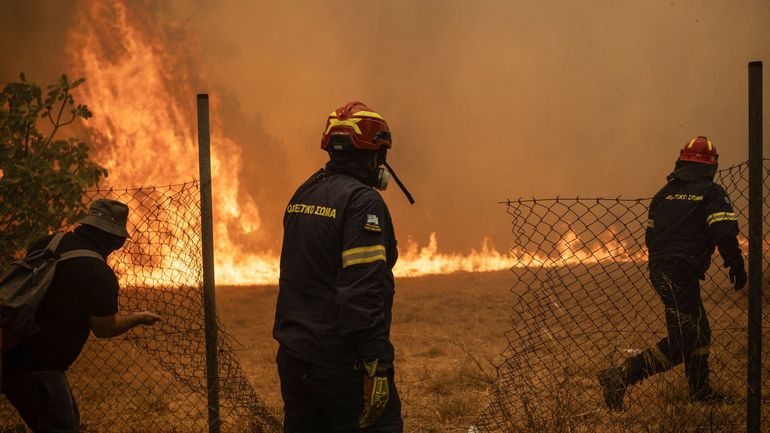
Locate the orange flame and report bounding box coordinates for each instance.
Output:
[216,233,521,286]
[63,1,518,286]
[68,1,276,285]
[66,1,664,287]
[396,233,515,276]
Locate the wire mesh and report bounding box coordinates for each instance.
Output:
[0,181,280,433]
[474,160,770,433]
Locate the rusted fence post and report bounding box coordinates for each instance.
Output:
[197,93,221,433]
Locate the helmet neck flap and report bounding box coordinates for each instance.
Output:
[667,159,718,182]
[325,146,385,188]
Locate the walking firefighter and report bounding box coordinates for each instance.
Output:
[598,136,747,410]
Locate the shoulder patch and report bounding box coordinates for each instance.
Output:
[364,213,382,232]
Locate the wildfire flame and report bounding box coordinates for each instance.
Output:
[62,0,520,286]
[65,1,666,287]
[397,233,515,276]
[69,1,276,286]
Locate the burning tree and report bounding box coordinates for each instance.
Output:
[0,73,107,271]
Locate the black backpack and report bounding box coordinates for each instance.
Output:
[0,233,104,352]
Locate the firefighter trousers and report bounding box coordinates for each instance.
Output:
[277,346,403,433]
[622,257,712,395]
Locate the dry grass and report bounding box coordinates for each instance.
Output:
[216,270,513,433]
[470,263,770,433]
[2,269,767,432]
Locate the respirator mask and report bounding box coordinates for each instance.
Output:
[327,135,415,204]
[372,148,415,204]
[375,166,391,191]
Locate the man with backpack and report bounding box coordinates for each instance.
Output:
[0,198,162,433]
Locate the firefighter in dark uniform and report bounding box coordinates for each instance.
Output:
[598,136,747,410]
[273,102,404,432]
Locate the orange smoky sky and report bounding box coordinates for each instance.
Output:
[2,0,769,254]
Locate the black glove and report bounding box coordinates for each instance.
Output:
[358,359,390,428]
[727,256,747,291]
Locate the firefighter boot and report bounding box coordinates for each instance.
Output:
[598,346,670,411]
[686,352,727,403]
[597,366,627,411]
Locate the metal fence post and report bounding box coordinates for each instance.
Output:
[197,94,221,433]
[747,61,763,433]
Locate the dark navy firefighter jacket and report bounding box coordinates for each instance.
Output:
[645,166,742,274]
[274,168,398,368]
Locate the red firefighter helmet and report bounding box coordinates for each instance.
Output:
[321,102,392,151]
[679,136,718,165]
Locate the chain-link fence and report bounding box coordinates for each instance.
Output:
[0,181,280,433]
[474,160,770,433]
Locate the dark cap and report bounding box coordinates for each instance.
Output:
[77,199,130,238]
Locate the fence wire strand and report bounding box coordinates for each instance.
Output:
[475,160,770,433]
[0,181,280,433]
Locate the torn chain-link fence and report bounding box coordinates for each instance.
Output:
[474,160,769,433]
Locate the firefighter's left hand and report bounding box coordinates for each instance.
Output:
[359,360,390,428]
[728,261,747,291]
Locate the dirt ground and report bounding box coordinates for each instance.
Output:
[216,270,515,433]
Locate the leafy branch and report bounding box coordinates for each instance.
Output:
[0,73,106,271]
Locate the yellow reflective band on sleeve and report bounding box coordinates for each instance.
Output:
[342,245,386,268]
[647,219,654,229]
[707,212,737,226]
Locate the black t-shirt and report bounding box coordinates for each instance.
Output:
[3,232,119,371]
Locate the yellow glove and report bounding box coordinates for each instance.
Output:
[358,359,390,428]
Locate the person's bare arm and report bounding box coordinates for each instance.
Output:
[89,311,163,338]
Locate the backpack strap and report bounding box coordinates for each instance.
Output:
[8,233,68,271]
[45,232,67,254]
[44,233,104,262]
[58,249,105,263]
[13,233,105,269]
